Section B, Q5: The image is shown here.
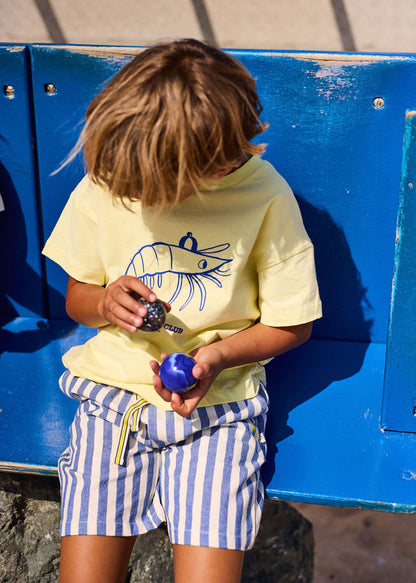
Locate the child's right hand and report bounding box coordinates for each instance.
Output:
[100,275,170,333]
[65,275,170,332]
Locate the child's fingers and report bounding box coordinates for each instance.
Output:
[191,363,207,379]
[149,359,160,374]
[103,301,142,331]
[151,355,209,414]
[122,277,171,314]
[112,310,143,332]
[103,289,146,331]
[150,358,173,402]
[152,374,172,402]
[169,380,213,417]
[170,389,204,417]
[103,276,172,332]
[122,275,157,303]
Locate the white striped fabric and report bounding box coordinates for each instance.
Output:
[58,371,268,550]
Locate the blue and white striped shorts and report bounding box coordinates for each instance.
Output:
[58,371,269,550]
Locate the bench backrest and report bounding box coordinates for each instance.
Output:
[1,45,416,508]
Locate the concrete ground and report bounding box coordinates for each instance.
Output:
[1,1,416,581]
[1,0,416,54]
[292,502,416,583]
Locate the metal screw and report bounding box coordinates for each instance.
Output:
[3,85,15,99]
[44,83,57,95]
[373,97,385,109]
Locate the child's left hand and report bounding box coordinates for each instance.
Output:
[150,345,224,417]
[151,322,314,417]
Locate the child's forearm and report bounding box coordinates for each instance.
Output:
[65,275,160,331]
[152,321,313,417]
[66,278,109,328]
[196,321,312,371]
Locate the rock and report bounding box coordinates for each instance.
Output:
[0,488,26,583]
[243,499,314,583]
[0,474,313,582]
[0,473,60,583]
[127,525,174,582]
[22,499,61,582]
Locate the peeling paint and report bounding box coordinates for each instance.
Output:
[304,61,356,102]
[402,470,416,481]
[33,43,144,62]
[5,45,26,53]
[234,50,416,65]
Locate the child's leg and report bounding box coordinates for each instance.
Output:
[173,545,244,583]
[159,390,268,553]
[156,387,269,583]
[59,535,136,583]
[56,376,167,581]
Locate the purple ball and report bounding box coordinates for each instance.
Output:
[159,353,197,393]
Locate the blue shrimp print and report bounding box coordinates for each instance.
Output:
[125,232,232,311]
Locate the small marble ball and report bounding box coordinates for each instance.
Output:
[159,353,197,393]
[130,292,166,332]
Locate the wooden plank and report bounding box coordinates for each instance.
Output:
[2,46,416,511]
[0,45,46,319]
[265,340,416,513]
[382,111,416,432]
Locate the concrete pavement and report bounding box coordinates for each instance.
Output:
[1,0,416,54]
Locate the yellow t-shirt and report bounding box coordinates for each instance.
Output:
[43,156,322,409]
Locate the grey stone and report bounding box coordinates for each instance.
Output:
[0,474,313,582]
[243,499,314,583]
[127,525,174,582]
[0,489,26,583]
[22,499,61,582]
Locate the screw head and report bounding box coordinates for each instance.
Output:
[3,85,15,98]
[373,97,385,109]
[44,83,57,95]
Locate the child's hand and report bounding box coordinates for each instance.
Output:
[150,345,225,417]
[100,275,170,333]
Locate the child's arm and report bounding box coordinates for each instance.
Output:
[151,321,312,417]
[66,275,167,332]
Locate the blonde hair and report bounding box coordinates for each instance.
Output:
[79,39,268,207]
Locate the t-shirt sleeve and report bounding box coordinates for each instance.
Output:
[253,179,322,327]
[42,176,107,286]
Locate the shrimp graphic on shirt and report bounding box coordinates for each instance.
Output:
[125,232,233,311]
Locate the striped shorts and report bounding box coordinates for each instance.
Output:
[58,371,269,550]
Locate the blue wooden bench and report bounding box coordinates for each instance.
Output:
[1,44,416,512]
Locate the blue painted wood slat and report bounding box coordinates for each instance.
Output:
[0,45,45,319]
[382,110,416,433]
[1,45,416,512]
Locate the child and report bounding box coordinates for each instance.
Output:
[43,39,321,583]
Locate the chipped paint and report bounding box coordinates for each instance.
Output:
[32,43,144,62]
[5,45,26,53]
[0,461,58,476]
[402,470,416,481]
[232,48,416,65]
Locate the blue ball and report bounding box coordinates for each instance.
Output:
[159,353,197,393]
